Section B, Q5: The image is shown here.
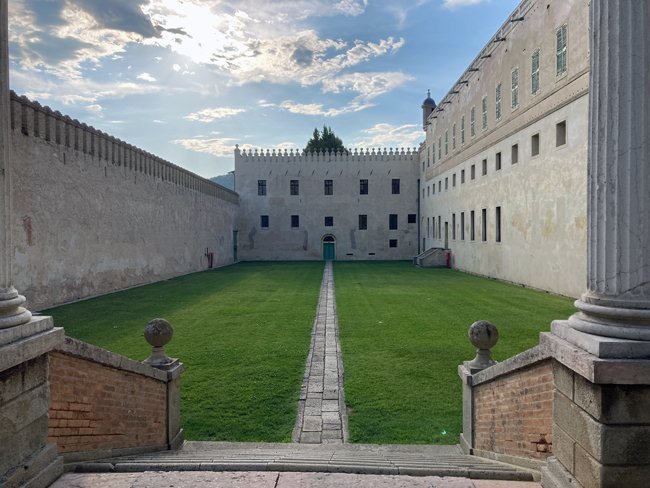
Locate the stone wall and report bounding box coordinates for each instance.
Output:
[9,92,240,310]
[48,337,174,459]
[474,359,554,461]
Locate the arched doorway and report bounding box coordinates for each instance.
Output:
[322,235,336,260]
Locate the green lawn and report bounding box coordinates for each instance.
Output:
[44,262,324,442]
[334,261,575,445]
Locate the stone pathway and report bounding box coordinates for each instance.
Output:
[292,261,347,444]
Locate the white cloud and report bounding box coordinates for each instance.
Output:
[258,99,275,108]
[136,72,157,82]
[322,71,413,99]
[353,123,423,148]
[173,137,296,158]
[172,64,181,72]
[85,103,103,115]
[279,100,372,117]
[442,0,490,9]
[183,107,246,122]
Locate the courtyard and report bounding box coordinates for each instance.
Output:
[46,261,574,445]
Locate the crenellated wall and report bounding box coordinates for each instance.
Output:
[9,92,239,310]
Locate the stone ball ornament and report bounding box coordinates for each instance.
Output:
[467,320,499,372]
[143,318,176,367]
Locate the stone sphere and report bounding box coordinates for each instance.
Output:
[144,318,173,348]
[468,320,499,350]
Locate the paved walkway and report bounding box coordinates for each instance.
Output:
[293,261,347,444]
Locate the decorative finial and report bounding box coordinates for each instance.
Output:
[143,318,178,368]
[427,89,431,98]
[467,320,499,373]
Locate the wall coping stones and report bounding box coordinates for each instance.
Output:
[466,344,548,386]
[0,324,63,372]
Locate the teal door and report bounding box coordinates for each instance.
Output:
[323,242,336,260]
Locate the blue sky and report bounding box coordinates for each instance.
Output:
[8,0,520,178]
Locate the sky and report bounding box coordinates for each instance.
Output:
[8,0,520,178]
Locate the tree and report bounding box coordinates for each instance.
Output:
[304,126,347,154]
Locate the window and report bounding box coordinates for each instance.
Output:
[531,133,540,156]
[556,25,567,77]
[452,123,457,150]
[324,216,333,226]
[453,173,456,187]
[438,216,441,239]
[260,215,269,228]
[422,188,425,199]
[389,239,398,248]
[360,179,368,195]
[481,96,488,131]
[495,83,502,120]
[556,120,567,146]
[290,179,299,195]
[408,213,416,224]
[432,143,436,164]
[495,206,501,243]
[258,180,267,196]
[470,211,475,241]
[358,214,367,230]
[291,215,299,228]
[452,213,456,240]
[427,146,430,167]
[445,177,448,190]
[389,214,398,230]
[392,179,401,194]
[481,208,487,242]
[471,164,476,180]
[461,212,465,240]
[427,217,430,237]
[438,137,442,160]
[433,184,436,195]
[438,181,441,192]
[511,143,519,164]
[531,49,540,94]
[324,179,333,195]
[433,217,436,238]
[482,159,487,176]
[445,130,449,155]
[470,106,476,137]
[461,115,465,144]
[422,161,425,172]
[461,169,465,184]
[495,152,502,171]
[511,68,519,109]
[427,186,430,197]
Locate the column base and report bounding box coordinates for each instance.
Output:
[568,298,650,341]
[0,288,32,329]
[552,320,650,358]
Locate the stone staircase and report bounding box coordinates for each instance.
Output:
[73,442,536,481]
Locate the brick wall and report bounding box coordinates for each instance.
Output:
[473,359,554,460]
[48,350,167,453]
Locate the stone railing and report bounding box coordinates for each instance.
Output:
[9,91,238,205]
[458,321,554,475]
[47,319,184,465]
[235,145,419,163]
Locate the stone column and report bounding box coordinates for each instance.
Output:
[542,3,650,487]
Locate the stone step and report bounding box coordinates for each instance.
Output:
[75,442,535,482]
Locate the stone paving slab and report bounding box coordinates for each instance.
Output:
[293,261,347,444]
[51,471,542,487]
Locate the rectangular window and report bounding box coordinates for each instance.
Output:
[290,179,299,195]
[291,215,299,228]
[427,146,430,167]
[427,186,430,197]
[427,217,430,238]
[556,25,567,76]
[360,179,368,195]
[556,120,567,146]
[438,181,441,192]
[495,83,502,120]
[445,177,448,190]
[481,96,487,130]
[532,49,540,94]
[470,211,475,241]
[461,212,465,240]
[481,208,487,241]
[461,115,465,144]
[438,137,442,160]
[452,213,456,240]
[453,173,456,187]
[432,184,435,195]
[389,214,398,230]
[461,169,465,184]
[495,151,502,171]
[511,68,519,109]
[482,158,487,176]
[438,216,441,239]
[452,123,456,150]
[324,216,333,226]
[422,188,425,199]
[324,179,333,195]
[470,106,476,137]
[358,214,367,230]
[260,215,269,228]
[445,130,449,155]
[511,143,519,164]
[408,213,416,224]
[432,143,436,164]
[433,217,436,238]
[258,180,267,196]
[392,179,401,194]
[389,239,398,248]
[471,164,476,180]
[531,133,540,156]
[495,206,501,243]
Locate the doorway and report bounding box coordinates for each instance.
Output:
[322,235,336,260]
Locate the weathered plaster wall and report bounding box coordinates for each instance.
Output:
[420,0,589,297]
[235,148,419,261]
[9,93,239,310]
